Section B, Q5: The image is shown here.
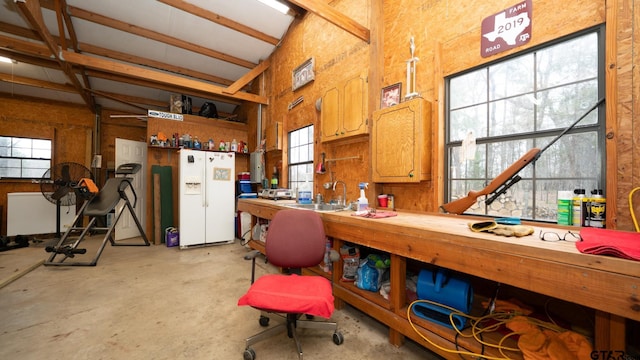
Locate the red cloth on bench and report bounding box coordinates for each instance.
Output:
[576,227,640,261]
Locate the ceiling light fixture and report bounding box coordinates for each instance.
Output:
[0,56,17,64]
[257,0,290,14]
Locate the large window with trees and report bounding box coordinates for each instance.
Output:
[444,27,605,222]
[0,136,52,179]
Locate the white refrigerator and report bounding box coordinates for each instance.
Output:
[179,149,236,248]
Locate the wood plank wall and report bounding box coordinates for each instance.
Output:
[261,0,639,231]
[0,94,145,237]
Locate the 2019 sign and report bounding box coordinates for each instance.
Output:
[481,0,532,58]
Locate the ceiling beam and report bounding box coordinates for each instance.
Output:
[0,70,76,92]
[158,0,280,46]
[79,43,235,87]
[0,32,55,58]
[0,23,241,88]
[60,50,268,105]
[223,59,270,95]
[85,88,151,111]
[14,0,95,110]
[83,69,243,107]
[288,0,370,42]
[67,5,257,69]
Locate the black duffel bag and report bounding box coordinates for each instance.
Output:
[198,102,218,118]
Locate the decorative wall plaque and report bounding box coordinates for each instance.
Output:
[481,0,532,58]
[292,58,315,91]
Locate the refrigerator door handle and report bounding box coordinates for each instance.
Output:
[202,165,207,207]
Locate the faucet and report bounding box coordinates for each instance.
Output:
[332,180,347,206]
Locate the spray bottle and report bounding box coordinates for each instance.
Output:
[357,182,369,211]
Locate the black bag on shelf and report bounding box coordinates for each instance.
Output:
[198,102,218,118]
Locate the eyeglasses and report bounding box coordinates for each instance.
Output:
[539,230,582,242]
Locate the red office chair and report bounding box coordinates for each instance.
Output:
[238,209,343,360]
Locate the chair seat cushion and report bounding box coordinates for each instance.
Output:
[238,274,335,319]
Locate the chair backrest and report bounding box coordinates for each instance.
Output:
[265,209,326,268]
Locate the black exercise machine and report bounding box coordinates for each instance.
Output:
[44,163,150,266]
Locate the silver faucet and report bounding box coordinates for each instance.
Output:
[332,180,347,206]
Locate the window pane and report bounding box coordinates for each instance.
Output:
[536,84,599,131]
[290,131,299,147]
[449,69,487,109]
[12,147,31,157]
[299,144,310,162]
[449,144,486,179]
[487,140,534,178]
[535,132,599,179]
[537,33,598,89]
[489,96,535,137]
[489,55,534,100]
[449,104,487,142]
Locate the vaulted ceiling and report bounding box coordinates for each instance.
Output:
[0,0,370,118]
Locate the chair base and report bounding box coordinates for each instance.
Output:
[244,312,343,360]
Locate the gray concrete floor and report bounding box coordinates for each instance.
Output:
[0,236,443,360]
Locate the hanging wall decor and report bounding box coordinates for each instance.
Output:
[481,0,532,58]
[292,58,315,91]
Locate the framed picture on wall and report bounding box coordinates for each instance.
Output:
[381,83,402,109]
[292,58,315,91]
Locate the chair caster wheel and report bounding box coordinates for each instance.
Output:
[259,315,269,327]
[333,331,344,345]
[243,347,256,360]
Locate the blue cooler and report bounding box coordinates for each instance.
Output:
[412,268,473,330]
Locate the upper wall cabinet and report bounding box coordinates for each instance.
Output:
[371,97,432,183]
[265,121,282,152]
[320,74,368,142]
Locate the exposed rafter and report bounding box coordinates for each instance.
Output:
[14,0,95,110]
[157,0,281,46]
[59,50,269,105]
[288,0,370,42]
[67,5,257,69]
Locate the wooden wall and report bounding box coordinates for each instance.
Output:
[0,95,145,237]
[261,0,639,231]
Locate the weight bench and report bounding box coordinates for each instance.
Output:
[45,163,150,266]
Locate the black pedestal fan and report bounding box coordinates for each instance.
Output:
[39,162,94,238]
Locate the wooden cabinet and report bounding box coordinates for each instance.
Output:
[371,97,431,183]
[320,74,368,142]
[265,121,282,151]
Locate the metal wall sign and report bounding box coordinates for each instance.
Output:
[481,0,532,58]
[148,109,184,121]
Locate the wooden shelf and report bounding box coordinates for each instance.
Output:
[336,281,391,310]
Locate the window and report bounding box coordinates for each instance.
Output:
[0,136,52,179]
[288,125,314,193]
[444,28,605,222]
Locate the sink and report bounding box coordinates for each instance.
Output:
[285,203,349,212]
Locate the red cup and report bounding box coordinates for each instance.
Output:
[377,194,388,207]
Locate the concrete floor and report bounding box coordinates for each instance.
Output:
[0,236,443,360]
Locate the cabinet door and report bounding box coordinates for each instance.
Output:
[372,98,431,183]
[342,75,368,138]
[265,121,282,151]
[320,87,341,142]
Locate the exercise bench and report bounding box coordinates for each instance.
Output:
[45,163,150,266]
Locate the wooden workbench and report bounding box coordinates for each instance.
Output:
[238,198,639,358]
